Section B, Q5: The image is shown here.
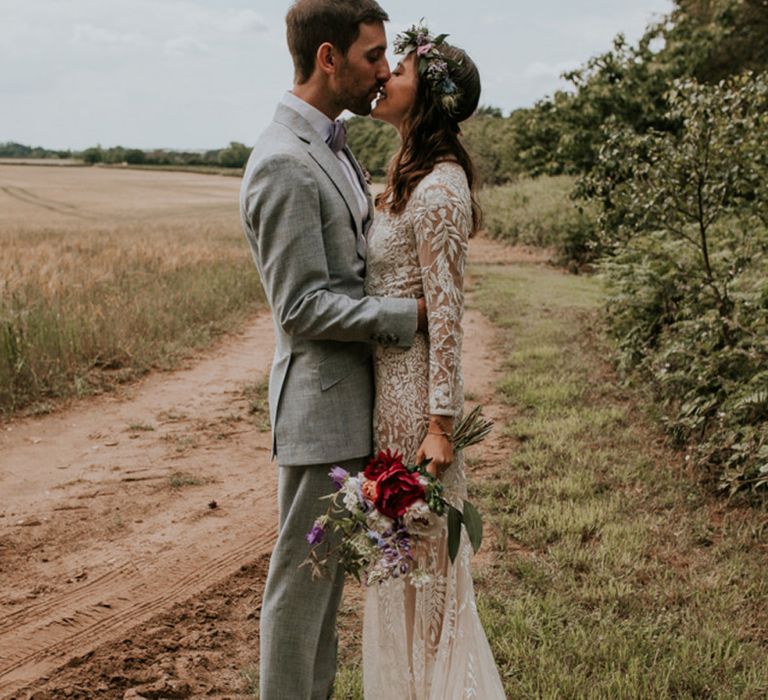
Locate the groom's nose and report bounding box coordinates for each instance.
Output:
[376,58,391,84]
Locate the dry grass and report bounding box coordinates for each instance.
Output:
[0,165,263,415]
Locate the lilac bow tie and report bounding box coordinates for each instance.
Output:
[326,119,347,153]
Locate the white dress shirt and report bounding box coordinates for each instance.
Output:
[281,91,369,221]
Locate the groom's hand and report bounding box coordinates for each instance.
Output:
[416,297,428,332]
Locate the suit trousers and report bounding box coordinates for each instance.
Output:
[259,457,364,700]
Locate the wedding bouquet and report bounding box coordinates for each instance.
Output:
[304,406,492,586]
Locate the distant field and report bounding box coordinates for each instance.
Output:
[0,165,264,415]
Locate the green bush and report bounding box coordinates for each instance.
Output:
[480,176,599,266]
[345,117,399,177]
[582,72,768,498]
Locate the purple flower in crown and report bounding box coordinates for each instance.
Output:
[426,59,449,80]
[329,465,349,490]
[306,519,325,545]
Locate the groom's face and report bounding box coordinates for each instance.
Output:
[335,21,391,116]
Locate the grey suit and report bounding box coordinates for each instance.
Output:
[241,102,417,466]
[240,102,418,699]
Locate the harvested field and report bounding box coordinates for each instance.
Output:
[0,165,264,416]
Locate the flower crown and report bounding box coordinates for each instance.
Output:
[393,21,462,116]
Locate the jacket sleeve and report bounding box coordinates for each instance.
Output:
[242,153,417,346]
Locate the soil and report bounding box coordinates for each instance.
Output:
[0,236,541,699]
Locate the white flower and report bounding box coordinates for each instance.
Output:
[367,509,394,534]
[404,500,444,538]
[341,476,362,514]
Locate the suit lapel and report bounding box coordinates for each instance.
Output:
[273,104,364,247]
[343,146,373,259]
[307,142,365,243]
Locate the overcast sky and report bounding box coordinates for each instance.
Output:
[1,0,672,151]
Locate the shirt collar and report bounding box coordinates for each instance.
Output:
[281,91,336,144]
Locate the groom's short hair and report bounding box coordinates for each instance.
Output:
[286,0,389,84]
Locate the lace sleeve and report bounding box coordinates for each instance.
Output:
[411,174,470,416]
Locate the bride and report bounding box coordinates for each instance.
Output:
[363,22,506,700]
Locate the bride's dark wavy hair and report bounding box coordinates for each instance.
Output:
[378,44,482,234]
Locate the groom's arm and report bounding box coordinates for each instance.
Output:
[242,154,419,346]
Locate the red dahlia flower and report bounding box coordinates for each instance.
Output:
[364,449,405,480]
[374,465,426,519]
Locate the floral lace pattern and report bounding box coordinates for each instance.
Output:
[363,163,505,699]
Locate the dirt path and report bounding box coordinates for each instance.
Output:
[1,237,543,698]
[0,315,279,697]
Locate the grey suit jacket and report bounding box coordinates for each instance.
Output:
[240,103,418,466]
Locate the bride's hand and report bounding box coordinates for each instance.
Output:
[416,433,453,479]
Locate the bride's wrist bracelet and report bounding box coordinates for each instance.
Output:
[427,428,451,438]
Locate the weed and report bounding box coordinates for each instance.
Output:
[168,471,201,489]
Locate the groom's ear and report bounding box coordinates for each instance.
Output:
[316,42,339,76]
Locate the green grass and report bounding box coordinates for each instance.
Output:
[332,663,364,699]
[470,264,768,699]
[241,261,768,698]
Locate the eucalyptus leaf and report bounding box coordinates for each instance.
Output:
[462,500,483,553]
[447,505,463,563]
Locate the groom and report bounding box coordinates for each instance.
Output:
[239,1,425,697]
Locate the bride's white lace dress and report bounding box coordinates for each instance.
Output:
[363,162,506,699]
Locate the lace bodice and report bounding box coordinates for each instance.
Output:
[366,161,469,418]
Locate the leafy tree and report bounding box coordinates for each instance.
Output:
[475,105,503,118]
[669,0,768,82]
[124,149,146,165]
[345,117,399,177]
[82,146,103,164]
[217,141,250,168]
[0,142,71,159]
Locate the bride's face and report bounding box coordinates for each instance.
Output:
[371,52,418,131]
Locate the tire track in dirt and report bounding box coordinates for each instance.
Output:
[0,532,276,696]
[0,313,279,698]
[0,185,101,220]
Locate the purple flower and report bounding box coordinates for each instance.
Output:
[416,42,434,56]
[329,465,349,490]
[306,520,325,545]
